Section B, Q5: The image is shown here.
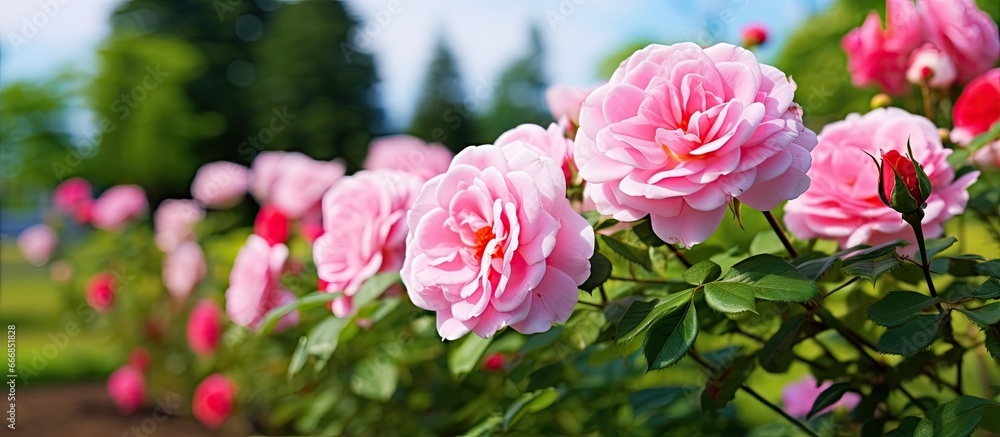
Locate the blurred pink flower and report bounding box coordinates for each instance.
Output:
[163,241,206,300]
[905,44,957,88]
[495,123,575,184]
[576,42,817,247]
[363,135,453,181]
[225,235,297,330]
[313,170,422,317]
[254,204,290,246]
[919,0,1000,84]
[154,199,204,253]
[951,68,1000,146]
[191,161,249,208]
[402,144,594,340]
[782,376,861,417]
[298,207,324,243]
[545,85,596,128]
[187,300,223,356]
[741,24,768,48]
[53,178,93,223]
[192,374,236,429]
[249,151,345,219]
[86,272,116,313]
[107,365,145,415]
[971,142,1000,168]
[17,224,57,266]
[91,185,148,231]
[842,0,923,94]
[784,108,978,248]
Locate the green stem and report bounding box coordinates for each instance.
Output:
[763,211,798,258]
[599,284,609,306]
[910,223,945,315]
[665,243,693,268]
[608,275,673,284]
[824,277,860,299]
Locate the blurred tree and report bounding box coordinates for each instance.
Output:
[408,39,478,153]
[476,25,551,142]
[251,0,381,171]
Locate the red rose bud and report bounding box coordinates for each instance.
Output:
[86,272,116,312]
[254,204,289,246]
[741,25,767,48]
[873,142,932,217]
[482,353,506,372]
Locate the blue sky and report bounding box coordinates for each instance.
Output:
[1,0,832,129]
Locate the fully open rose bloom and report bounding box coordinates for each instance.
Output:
[951,68,1000,146]
[187,299,223,356]
[191,161,249,208]
[313,170,423,317]
[842,0,923,94]
[575,42,817,247]
[905,45,957,88]
[495,123,574,183]
[225,234,298,330]
[154,199,204,253]
[363,135,453,181]
[107,365,145,415]
[91,185,148,230]
[163,241,206,300]
[784,108,978,248]
[18,224,57,266]
[192,374,236,429]
[53,177,93,222]
[249,151,345,219]
[782,376,861,417]
[402,144,594,340]
[545,85,596,128]
[919,0,1000,84]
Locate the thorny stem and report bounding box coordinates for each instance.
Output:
[665,243,694,268]
[762,211,798,258]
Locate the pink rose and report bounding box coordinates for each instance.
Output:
[402,144,595,339]
[154,199,204,253]
[91,185,148,230]
[17,224,57,266]
[192,374,236,429]
[187,299,223,356]
[249,151,345,219]
[313,170,422,317]
[86,272,116,312]
[905,44,957,88]
[191,161,249,208]
[163,241,206,300]
[107,365,145,415]
[784,108,978,248]
[951,68,1000,145]
[495,123,575,184]
[576,42,817,247]
[842,0,923,95]
[919,0,1000,84]
[363,135,454,181]
[782,376,861,417]
[225,235,298,330]
[53,178,93,223]
[545,85,597,128]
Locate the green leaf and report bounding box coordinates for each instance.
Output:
[615,290,693,345]
[448,335,492,379]
[599,234,652,271]
[759,313,806,373]
[868,291,940,327]
[967,120,1000,150]
[713,254,817,302]
[579,251,612,292]
[749,231,785,255]
[972,278,1000,300]
[257,291,342,336]
[629,388,686,416]
[914,395,999,437]
[632,218,665,247]
[306,316,349,361]
[683,260,722,285]
[958,302,1000,328]
[351,272,401,310]
[287,336,309,380]
[703,282,758,314]
[643,301,699,371]
[807,382,851,418]
[986,327,1000,361]
[842,241,905,284]
[465,415,503,437]
[889,417,922,436]
[878,314,941,356]
[503,388,559,430]
[976,260,1000,278]
[583,210,601,228]
[701,353,757,411]
[913,237,957,264]
[349,354,399,402]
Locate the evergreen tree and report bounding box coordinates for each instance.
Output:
[476,26,551,142]
[408,39,477,153]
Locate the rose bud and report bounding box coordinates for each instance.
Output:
[741,24,768,48]
[870,141,933,220]
[254,204,289,246]
[187,300,223,356]
[482,353,506,372]
[86,272,116,312]
[192,374,237,429]
[107,365,146,415]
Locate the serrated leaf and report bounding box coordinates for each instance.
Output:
[913,237,957,264]
[643,301,698,371]
[868,291,940,327]
[842,241,905,284]
[714,254,817,302]
[599,234,652,271]
[579,251,611,292]
[616,290,693,345]
[807,382,851,418]
[958,302,1000,328]
[503,388,559,430]
[878,314,941,356]
[701,353,757,411]
[703,282,758,314]
[683,260,722,285]
[448,334,492,379]
[759,313,806,373]
[985,327,1000,361]
[914,395,999,437]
